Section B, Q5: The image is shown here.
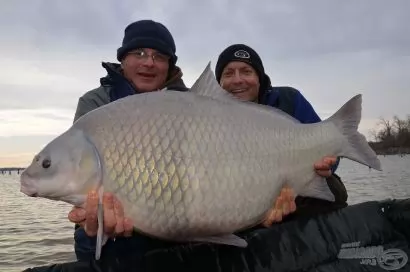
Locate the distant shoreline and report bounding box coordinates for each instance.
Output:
[0,167,25,173]
[369,142,410,156]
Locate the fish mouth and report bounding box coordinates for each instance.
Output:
[20,173,38,197]
[20,185,38,197]
[20,186,38,197]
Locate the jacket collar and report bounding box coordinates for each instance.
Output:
[99,62,188,102]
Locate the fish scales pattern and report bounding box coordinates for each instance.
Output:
[77,92,297,238]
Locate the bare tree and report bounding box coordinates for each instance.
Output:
[370,115,410,154]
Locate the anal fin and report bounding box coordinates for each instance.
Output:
[299,176,335,202]
[191,234,248,248]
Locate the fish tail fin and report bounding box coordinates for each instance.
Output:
[326,94,382,171]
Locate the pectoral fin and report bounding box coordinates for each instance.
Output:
[95,186,108,260]
[191,234,248,247]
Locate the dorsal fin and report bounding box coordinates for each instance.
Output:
[190,62,241,103]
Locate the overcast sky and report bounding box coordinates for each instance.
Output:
[1,0,409,167]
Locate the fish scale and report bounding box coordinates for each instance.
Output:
[99,104,281,237]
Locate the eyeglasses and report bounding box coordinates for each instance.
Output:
[127,49,170,64]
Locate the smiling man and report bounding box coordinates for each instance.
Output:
[214,43,348,225]
[73,19,188,121]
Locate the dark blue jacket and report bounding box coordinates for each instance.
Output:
[261,86,322,124]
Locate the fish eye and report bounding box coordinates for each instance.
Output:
[42,159,51,169]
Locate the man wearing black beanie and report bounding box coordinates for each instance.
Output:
[69,19,189,262]
[215,43,348,225]
[73,19,188,121]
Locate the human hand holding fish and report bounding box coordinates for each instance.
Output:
[313,156,338,178]
[68,191,134,238]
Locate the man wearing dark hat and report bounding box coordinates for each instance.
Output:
[215,43,348,225]
[69,19,188,261]
[73,19,188,121]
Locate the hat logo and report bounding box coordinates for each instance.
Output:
[233,50,250,59]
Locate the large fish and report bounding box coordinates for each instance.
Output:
[20,63,381,260]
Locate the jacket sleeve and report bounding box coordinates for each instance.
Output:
[292,90,322,124]
[292,174,348,217]
[326,173,348,204]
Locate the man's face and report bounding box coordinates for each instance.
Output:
[219,61,260,102]
[122,48,170,92]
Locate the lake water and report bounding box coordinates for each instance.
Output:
[1,155,409,271]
